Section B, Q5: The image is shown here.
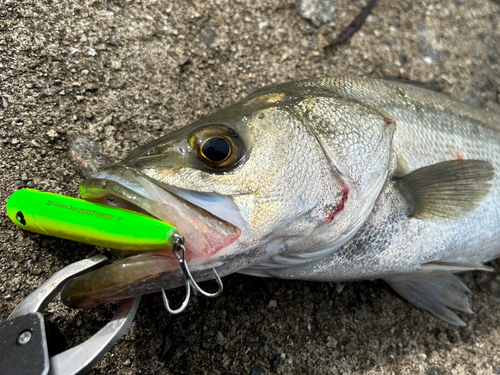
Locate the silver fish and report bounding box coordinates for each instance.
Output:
[62,76,500,325]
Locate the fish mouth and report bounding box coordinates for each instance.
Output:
[61,166,244,308]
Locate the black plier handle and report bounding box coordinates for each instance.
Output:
[0,255,141,375]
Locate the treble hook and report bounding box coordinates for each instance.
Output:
[162,234,223,314]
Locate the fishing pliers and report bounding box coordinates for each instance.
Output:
[0,255,141,375]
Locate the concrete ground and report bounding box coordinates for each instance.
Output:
[1,0,500,374]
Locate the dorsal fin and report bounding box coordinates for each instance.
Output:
[394,160,494,220]
[378,76,449,94]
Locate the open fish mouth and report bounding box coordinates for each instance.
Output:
[61,166,244,309]
[81,167,244,258]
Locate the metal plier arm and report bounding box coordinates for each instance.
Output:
[0,255,141,375]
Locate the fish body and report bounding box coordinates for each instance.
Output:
[62,77,500,324]
[248,77,500,276]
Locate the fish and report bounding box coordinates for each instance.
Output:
[61,76,500,325]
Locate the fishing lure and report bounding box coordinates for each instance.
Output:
[6,189,179,250]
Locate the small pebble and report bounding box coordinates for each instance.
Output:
[199,26,216,47]
[123,359,131,367]
[268,300,277,308]
[86,83,98,91]
[258,345,265,358]
[423,56,434,64]
[70,135,112,176]
[103,116,113,125]
[47,129,59,139]
[111,60,122,70]
[326,336,338,348]
[298,0,337,27]
[31,268,42,276]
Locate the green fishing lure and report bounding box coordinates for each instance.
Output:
[6,189,178,250]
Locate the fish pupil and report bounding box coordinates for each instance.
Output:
[202,137,230,162]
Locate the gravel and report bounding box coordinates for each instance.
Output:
[1,1,500,374]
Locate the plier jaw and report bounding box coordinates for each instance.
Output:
[0,255,141,375]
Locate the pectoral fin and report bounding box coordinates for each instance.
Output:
[394,160,494,220]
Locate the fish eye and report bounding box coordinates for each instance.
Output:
[201,137,230,162]
[190,125,244,169]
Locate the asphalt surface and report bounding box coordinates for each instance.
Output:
[1,0,500,374]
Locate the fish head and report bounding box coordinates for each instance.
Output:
[62,80,396,308]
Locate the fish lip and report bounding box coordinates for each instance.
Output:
[79,166,244,258]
